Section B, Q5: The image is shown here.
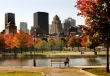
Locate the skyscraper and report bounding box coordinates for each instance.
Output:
[20,22,27,33]
[62,17,76,29]
[5,13,15,27]
[33,12,49,34]
[62,17,76,35]
[5,13,17,34]
[50,15,63,35]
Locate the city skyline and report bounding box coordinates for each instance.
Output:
[0,0,85,32]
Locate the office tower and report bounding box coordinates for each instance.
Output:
[50,15,63,35]
[5,13,17,34]
[62,17,76,35]
[33,12,49,34]
[62,17,76,29]
[27,29,29,34]
[68,17,76,27]
[20,22,27,33]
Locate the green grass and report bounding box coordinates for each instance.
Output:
[97,51,107,54]
[84,68,110,76]
[25,50,72,54]
[0,72,43,76]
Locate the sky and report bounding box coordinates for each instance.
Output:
[0,0,85,32]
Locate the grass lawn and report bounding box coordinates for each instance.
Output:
[84,68,110,76]
[25,50,73,54]
[97,51,108,55]
[0,72,43,76]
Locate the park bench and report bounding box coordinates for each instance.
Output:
[50,59,69,67]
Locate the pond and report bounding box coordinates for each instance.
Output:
[0,56,109,67]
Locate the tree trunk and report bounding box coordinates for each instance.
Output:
[21,48,22,54]
[106,45,109,73]
[42,48,43,54]
[51,48,52,51]
[78,46,80,52]
[14,48,17,57]
[72,47,74,51]
[30,48,32,55]
[85,46,86,51]
[94,47,97,56]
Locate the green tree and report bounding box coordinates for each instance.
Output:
[74,36,82,52]
[35,40,47,54]
[65,36,69,49]
[47,39,55,51]
[87,36,100,55]
[56,38,65,52]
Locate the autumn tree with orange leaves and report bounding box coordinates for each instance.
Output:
[4,33,14,49]
[13,30,32,54]
[82,35,101,55]
[67,36,75,51]
[75,0,110,72]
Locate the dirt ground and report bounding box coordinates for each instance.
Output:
[0,66,89,76]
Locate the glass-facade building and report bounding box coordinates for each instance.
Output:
[34,12,49,34]
[20,22,27,33]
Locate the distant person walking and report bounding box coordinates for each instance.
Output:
[64,57,69,67]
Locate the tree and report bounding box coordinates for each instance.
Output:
[27,35,34,48]
[47,38,55,51]
[13,30,31,54]
[82,35,99,55]
[4,33,14,53]
[4,33,14,49]
[65,36,69,49]
[75,0,110,72]
[75,36,82,52]
[55,38,65,52]
[35,40,47,54]
[34,38,41,46]
[67,36,75,51]
[0,33,5,49]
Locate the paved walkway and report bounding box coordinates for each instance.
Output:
[0,66,89,76]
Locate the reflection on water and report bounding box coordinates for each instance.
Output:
[0,56,109,67]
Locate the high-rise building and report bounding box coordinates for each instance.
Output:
[62,17,76,35]
[20,22,27,33]
[5,13,17,34]
[50,15,63,35]
[33,12,49,34]
[62,17,76,29]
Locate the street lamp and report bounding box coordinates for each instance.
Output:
[33,28,36,67]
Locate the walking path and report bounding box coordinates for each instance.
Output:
[0,66,105,76]
[0,66,92,76]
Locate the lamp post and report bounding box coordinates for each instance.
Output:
[33,28,36,67]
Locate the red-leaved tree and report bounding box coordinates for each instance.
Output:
[4,33,14,49]
[75,0,110,72]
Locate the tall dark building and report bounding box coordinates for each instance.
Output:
[5,13,17,34]
[5,13,15,26]
[34,12,49,35]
